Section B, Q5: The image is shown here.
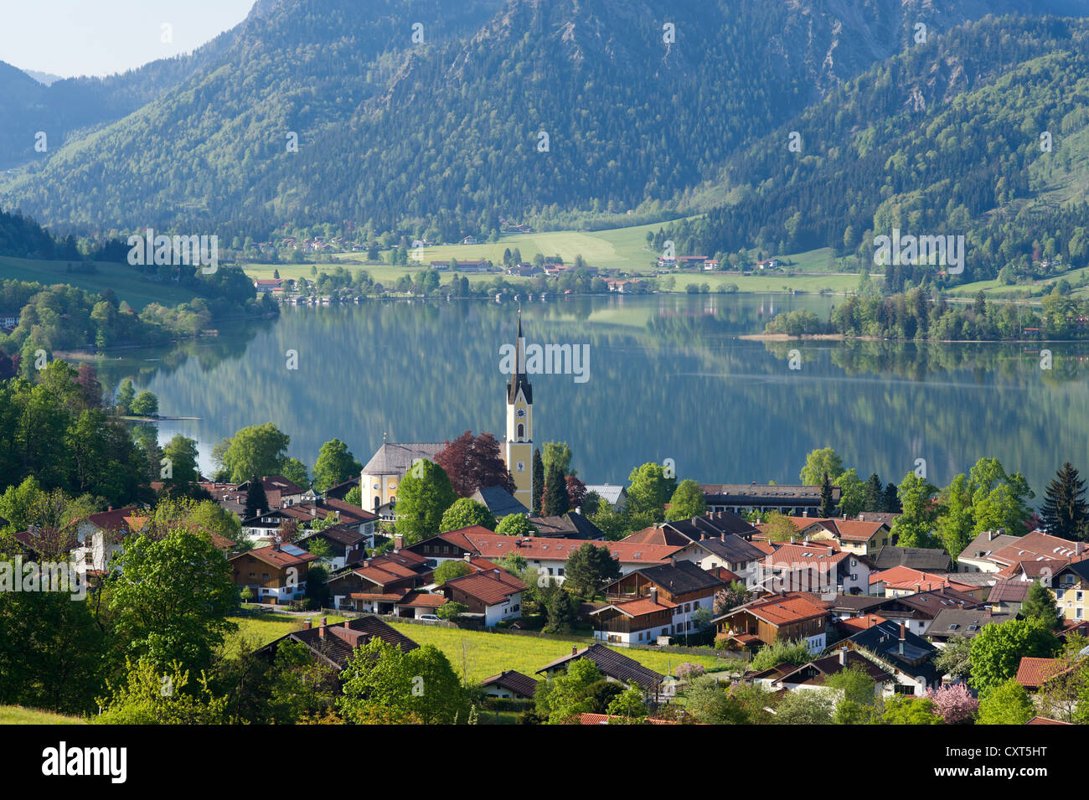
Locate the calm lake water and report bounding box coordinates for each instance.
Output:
[92,294,1089,498]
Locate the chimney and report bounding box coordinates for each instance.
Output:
[838,647,847,667]
[318,625,325,640]
[304,618,313,629]
[343,620,351,629]
[321,616,327,627]
[898,622,906,656]
[393,534,404,552]
[649,586,659,605]
[571,646,578,656]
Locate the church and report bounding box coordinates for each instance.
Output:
[359,315,534,516]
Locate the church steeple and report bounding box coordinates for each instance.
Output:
[507,310,533,404]
[504,311,534,507]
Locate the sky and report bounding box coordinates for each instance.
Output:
[0,0,256,78]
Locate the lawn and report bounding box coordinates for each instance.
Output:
[223,609,346,656]
[0,706,85,725]
[386,621,729,684]
[0,255,201,310]
[223,611,729,683]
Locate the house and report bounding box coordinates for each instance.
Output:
[956,530,1022,572]
[528,511,605,539]
[1015,657,1072,692]
[871,546,953,572]
[323,477,360,501]
[927,608,1004,646]
[869,566,978,598]
[987,579,1031,616]
[536,643,665,700]
[470,485,529,519]
[230,543,317,604]
[771,648,894,697]
[714,593,830,654]
[702,484,840,516]
[584,484,628,511]
[297,523,369,570]
[359,441,444,517]
[839,620,941,696]
[756,542,870,596]
[235,475,308,509]
[957,529,1086,574]
[825,519,894,556]
[68,507,148,574]
[395,591,448,619]
[0,312,19,330]
[442,569,526,627]
[255,615,418,671]
[1052,560,1089,622]
[326,550,433,613]
[673,534,768,590]
[594,561,726,645]
[877,588,984,637]
[406,527,684,582]
[253,278,283,294]
[480,670,537,700]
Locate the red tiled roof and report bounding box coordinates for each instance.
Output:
[85,507,146,533]
[1015,657,1070,689]
[837,614,888,633]
[1027,716,1073,725]
[429,527,683,564]
[726,593,828,626]
[869,566,975,593]
[990,531,1086,567]
[397,592,447,609]
[593,596,677,618]
[578,713,677,725]
[828,519,888,542]
[445,570,526,605]
[766,543,848,567]
[234,545,316,569]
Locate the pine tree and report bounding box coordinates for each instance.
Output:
[244,476,268,518]
[1020,582,1062,631]
[543,463,569,517]
[865,473,883,511]
[531,448,545,514]
[1041,462,1088,541]
[883,482,902,513]
[818,472,835,517]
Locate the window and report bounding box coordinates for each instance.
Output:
[558,568,565,576]
[517,423,525,439]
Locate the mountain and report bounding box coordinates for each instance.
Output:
[23,71,63,86]
[0,27,242,170]
[665,14,1089,282]
[2,0,1088,239]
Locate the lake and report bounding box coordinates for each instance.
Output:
[92,293,1089,498]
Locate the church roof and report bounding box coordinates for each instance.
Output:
[506,314,533,404]
[361,442,444,476]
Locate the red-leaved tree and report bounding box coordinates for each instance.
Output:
[435,431,516,497]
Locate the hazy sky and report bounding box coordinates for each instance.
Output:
[0,0,256,78]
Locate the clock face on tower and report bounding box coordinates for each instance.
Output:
[517,408,526,417]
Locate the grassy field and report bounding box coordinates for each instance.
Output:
[225,611,730,683]
[948,265,1089,300]
[224,610,346,656]
[0,255,200,310]
[385,621,729,684]
[0,706,85,725]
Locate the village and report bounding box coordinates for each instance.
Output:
[9,318,1087,727]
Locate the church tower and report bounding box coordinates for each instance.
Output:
[505,313,534,507]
